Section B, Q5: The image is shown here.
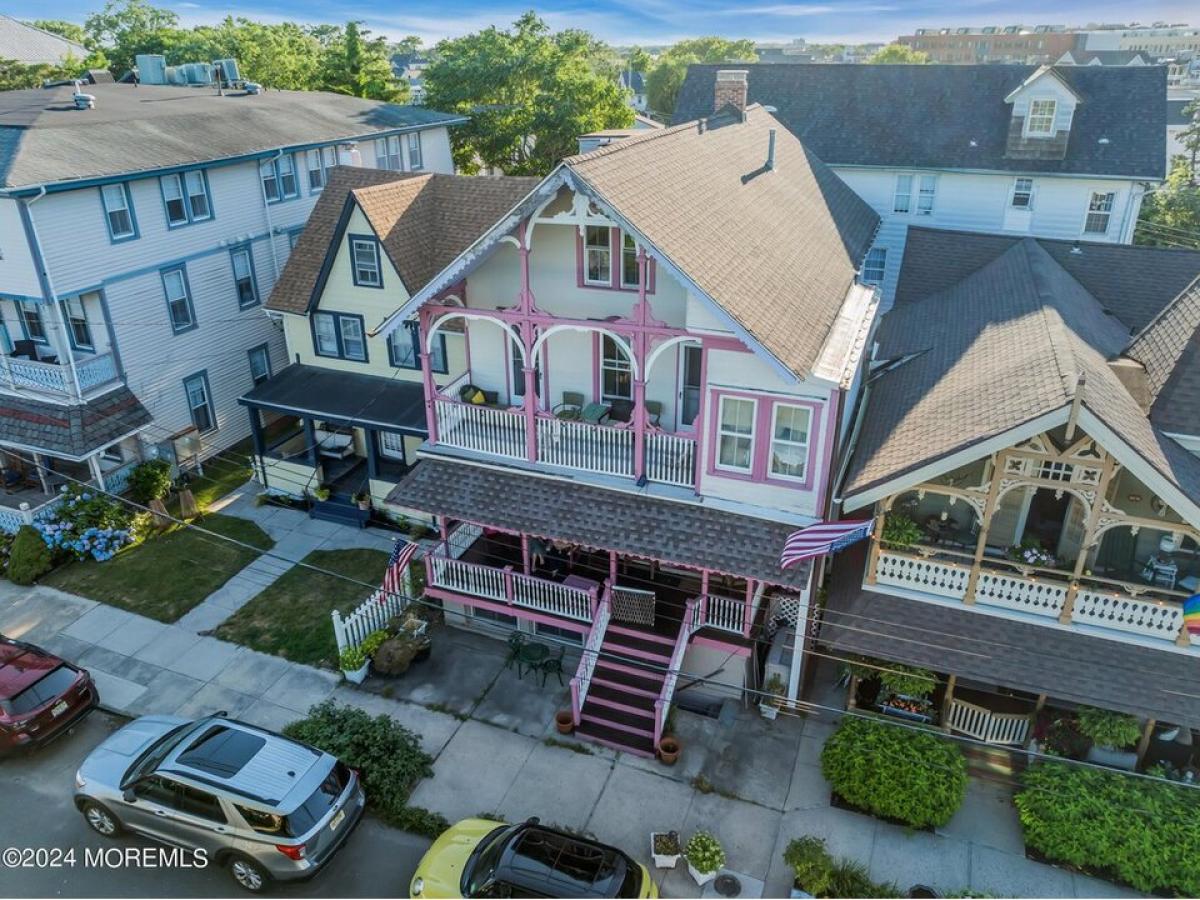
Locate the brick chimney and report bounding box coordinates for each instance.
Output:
[714,69,749,118]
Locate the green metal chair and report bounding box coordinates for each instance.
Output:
[644,400,663,427]
[536,646,566,687]
[504,631,526,671]
[553,391,585,420]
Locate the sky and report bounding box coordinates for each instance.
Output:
[13,0,1196,47]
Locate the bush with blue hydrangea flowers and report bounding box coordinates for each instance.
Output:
[35,486,138,562]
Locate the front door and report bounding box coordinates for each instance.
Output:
[678,345,702,432]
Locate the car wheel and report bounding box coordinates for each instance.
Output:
[81,801,122,837]
[228,855,271,893]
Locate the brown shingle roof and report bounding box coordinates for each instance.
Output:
[266,168,538,314]
[563,105,879,378]
[1125,276,1200,437]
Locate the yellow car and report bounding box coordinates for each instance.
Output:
[410,817,657,898]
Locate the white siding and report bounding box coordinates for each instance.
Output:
[0,199,40,299]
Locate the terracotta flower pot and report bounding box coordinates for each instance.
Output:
[555,710,574,735]
[658,735,681,765]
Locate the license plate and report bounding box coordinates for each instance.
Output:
[51,700,69,718]
[329,809,345,832]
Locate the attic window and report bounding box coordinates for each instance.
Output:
[1026,99,1057,137]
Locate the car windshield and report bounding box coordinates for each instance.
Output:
[463,825,514,896]
[123,721,195,786]
[281,760,349,838]
[2,666,77,716]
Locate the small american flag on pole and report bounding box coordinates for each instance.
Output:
[780,519,874,569]
[382,539,420,597]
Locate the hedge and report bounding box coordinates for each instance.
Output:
[1016,762,1200,895]
[821,717,967,828]
[7,525,53,585]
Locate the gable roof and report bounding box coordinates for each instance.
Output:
[0,83,466,191]
[1126,275,1200,437]
[843,234,1200,512]
[0,15,86,66]
[673,64,1166,179]
[562,104,879,378]
[266,167,539,315]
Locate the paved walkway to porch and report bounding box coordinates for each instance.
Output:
[0,578,1138,900]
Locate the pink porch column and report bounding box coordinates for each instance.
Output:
[522,318,538,463]
[632,378,647,480]
[609,550,618,584]
[419,309,439,444]
[521,533,531,575]
[503,566,515,605]
[743,579,756,638]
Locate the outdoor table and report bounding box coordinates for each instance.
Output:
[516,641,550,679]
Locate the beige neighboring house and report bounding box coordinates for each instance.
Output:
[0,15,87,65]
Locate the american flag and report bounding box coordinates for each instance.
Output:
[780,519,874,569]
[382,540,420,597]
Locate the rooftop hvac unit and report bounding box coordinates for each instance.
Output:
[213,58,240,83]
[182,63,214,84]
[135,54,167,85]
[165,65,185,85]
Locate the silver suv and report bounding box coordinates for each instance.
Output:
[73,713,365,892]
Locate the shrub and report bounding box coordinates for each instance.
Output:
[783,836,834,896]
[1075,706,1142,749]
[389,805,451,839]
[283,700,434,825]
[338,646,366,671]
[843,657,936,699]
[827,859,900,898]
[881,513,922,549]
[360,629,389,658]
[684,831,725,875]
[0,530,14,577]
[126,459,172,504]
[1016,761,1200,895]
[36,486,135,562]
[7,525,53,585]
[1041,715,1090,759]
[821,717,967,828]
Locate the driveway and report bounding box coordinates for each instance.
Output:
[0,711,431,898]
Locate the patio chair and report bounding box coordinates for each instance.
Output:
[644,400,663,428]
[553,391,585,420]
[504,631,526,671]
[608,398,634,423]
[11,340,37,360]
[536,646,566,687]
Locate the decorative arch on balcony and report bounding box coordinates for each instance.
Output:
[529,324,639,379]
[644,335,701,381]
[425,311,522,355]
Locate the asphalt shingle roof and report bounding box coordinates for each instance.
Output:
[238,364,427,433]
[0,15,86,66]
[389,458,812,588]
[673,64,1167,179]
[1126,276,1200,436]
[0,83,466,189]
[0,387,152,458]
[564,105,879,378]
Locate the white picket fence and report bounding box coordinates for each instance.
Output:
[332,590,410,655]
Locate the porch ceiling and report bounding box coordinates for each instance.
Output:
[0,387,151,460]
[238,364,426,434]
[825,544,1200,730]
[390,458,812,588]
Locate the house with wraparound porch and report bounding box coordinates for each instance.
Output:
[824,225,1200,767]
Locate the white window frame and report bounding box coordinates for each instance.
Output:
[768,403,811,482]
[307,146,337,192]
[230,247,258,308]
[715,395,756,474]
[260,155,298,203]
[248,345,271,385]
[862,247,886,286]
[1084,191,1115,234]
[1010,177,1034,210]
[338,316,366,361]
[892,174,913,214]
[600,334,632,401]
[162,268,195,333]
[19,300,47,343]
[377,135,402,171]
[583,226,612,286]
[1025,98,1057,137]
[916,175,936,216]
[64,295,93,350]
[183,373,216,434]
[184,170,211,221]
[101,183,136,240]
[313,313,339,356]
[161,174,188,226]
[407,132,423,170]
[351,238,382,287]
[619,232,640,289]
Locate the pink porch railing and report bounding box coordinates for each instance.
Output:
[654,597,700,751]
[570,584,612,726]
[425,552,597,623]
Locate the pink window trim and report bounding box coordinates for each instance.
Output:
[705,389,822,492]
[575,227,656,294]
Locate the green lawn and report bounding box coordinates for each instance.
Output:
[168,441,254,518]
[42,514,274,623]
[215,548,390,666]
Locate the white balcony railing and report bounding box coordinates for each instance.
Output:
[698,593,746,635]
[945,697,1030,746]
[512,570,594,622]
[426,552,596,622]
[435,400,526,460]
[0,352,119,397]
[646,431,696,488]
[536,417,634,478]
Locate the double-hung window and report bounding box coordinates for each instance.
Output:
[1026,99,1056,136]
[600,335,632,400]
[389,321,447,372]
[306,146,338,192]
[312,312,367,362]
[230,247,258,308]
[18,300,46,343]
[1084,191,1115,234]
[248,344,271,386]
[1011,177,1034,209]
[161,171,212,226]
[100,183,136,241]
[377,135,402,171]
[183,372,216,434]
[350,237,382,287]
[63,294,94,350]
[620,233,640,288]
[260,155,298,203]
[716,396,756,473]
[769,404,811,481]
[583,226,612,286]
[892,175,913,214]
[161,266,196,333]
[407,132,423,170]
[861,247,886,286]
[916,175,936,215]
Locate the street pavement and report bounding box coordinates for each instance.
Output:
[0,711,431,898]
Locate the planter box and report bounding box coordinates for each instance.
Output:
[650,833,680,869]
[342,661,369,685]
[688,861,717,887]
[759,702,780,721]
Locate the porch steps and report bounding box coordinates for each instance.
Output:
[309,496,369,528]
[587,684,658,719]
[607,623,676,646]
[575,624,673,758]
[591,674,661,700]
[577,714,656,758]
[600,628,675,665]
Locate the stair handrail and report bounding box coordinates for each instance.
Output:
[653,597,699,751]
[570,581,612,727]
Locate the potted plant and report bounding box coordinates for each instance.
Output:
[684,831,725,886]
[760,673,786,720]
[555,710,574,735]
[339,646,369,684]
[658,735,681,766]
[353,490,371,511]
[650,830,681,869]
[1078,705,1142,769]
[313,485,331,502]
[881,513,922,550]
[783,836,834,899]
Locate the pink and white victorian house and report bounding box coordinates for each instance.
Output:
[380,100,882,757]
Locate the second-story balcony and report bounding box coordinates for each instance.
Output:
[1,351,120,398]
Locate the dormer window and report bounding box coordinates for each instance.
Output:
[1026,99,1057,136]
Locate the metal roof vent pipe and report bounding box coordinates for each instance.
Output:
[72,81,95,110]
[767,128,777,171]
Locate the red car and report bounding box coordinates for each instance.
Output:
[0,635,98,754]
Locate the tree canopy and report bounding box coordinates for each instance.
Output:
[644,36,755,119]
[866,43,930,64]
[1136,152,1200,250]
[423,12,631,175]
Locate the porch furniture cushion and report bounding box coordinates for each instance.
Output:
[580,402,610,424]
[553,391,585,420]
[313,428,355,459]
[458,384,499,407]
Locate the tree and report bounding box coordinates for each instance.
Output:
[644,36,755,119]
[423,13,631,175]
[319,21,408,101]
[1178,97,1200,181]
[28,20,90,46]
[391,35,424,60]
[171,18,322,90]
[626,45,652,74]
[866,43,930,64]
[84,0,182,76]
[1136,155,1200,249]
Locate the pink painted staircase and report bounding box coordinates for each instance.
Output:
[575,623,675,758]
